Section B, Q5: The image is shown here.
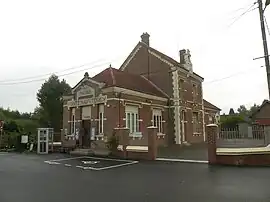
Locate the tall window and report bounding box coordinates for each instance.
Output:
[192,83,197,101]
[125,105,139,134]
[70,108,76,134]
[98,104,104,134]
[179,79,185,100]
[153,109,162,133]
[192,112,200,133]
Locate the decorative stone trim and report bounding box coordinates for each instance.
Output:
[150,106,165,111]
[95,134,104,141]
[103,87,167,102]
[106,98,168,108]
[124,102,143,108]
[157,133,166,139]
[120,45,142,70]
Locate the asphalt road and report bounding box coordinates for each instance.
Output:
[1,153,270,202]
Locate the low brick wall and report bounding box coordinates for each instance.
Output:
[207,124,270,166]
[114,126,158,160]
[216,153,270,166]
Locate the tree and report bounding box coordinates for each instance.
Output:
[229,108,235,115]
[249,104,260,116]
[237,105,248,116]
[36,75,71,131]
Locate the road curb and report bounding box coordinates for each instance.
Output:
[156,158,208,164]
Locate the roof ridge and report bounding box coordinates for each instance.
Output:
[140,75,169,98]
[109,65,116,85]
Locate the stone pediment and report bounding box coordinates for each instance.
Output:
[76,83,96,98]
[71,72,105,98]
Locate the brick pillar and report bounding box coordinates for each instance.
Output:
[147,126,158,160]
[206,124,218,165]
[264,126,270,146]
[114,128,129,158]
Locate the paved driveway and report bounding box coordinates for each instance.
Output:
[1,153,270,202]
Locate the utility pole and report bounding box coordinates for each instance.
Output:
[258,0,270,99]
[0,121,3,149]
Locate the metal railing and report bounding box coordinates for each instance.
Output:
[217,126,269,148]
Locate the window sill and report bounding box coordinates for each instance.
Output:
[157,133,166,139]
[95,134,104,140]
[129,132,143,139]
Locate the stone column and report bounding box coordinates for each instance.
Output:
[206,124,218,165]
[147,126,158,160]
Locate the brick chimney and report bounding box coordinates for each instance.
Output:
[141,32,150,46]
[179,49,193,72]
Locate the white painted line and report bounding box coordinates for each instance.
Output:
[82,166,99,171]
[76,165,85,169]
[84,156,135,163]
[46,156,86,162]
[95,161,139,171]
[46,156,136,164]
[44,161,61,165]
[0,152,8,155]
[156,158,208,164]
[64,164,72,167]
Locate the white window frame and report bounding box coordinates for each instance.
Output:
[125,105,141,137]
[152,109,162,133]
[98,104,104,134]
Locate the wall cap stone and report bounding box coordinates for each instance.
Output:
[114,127,129,130]
[147,126,158,129]
[206,124,218,127]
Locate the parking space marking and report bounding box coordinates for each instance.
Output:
[96,161,138,171]
[46,156,87,162]
[44,156,139,171]
[44,161,61,165]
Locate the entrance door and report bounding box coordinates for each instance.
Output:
[81,120,91,148]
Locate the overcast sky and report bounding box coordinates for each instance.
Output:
[0,0,268,114]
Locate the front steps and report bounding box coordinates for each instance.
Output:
[70,148,94,156]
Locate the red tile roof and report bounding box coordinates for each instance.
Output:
[203,99,220,111]
[92,67,168,98]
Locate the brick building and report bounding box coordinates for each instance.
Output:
[61,32,220,148]
[251,100,270,125]
[62,68,168,148]
[120,32,220,144]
